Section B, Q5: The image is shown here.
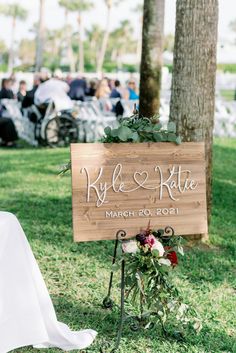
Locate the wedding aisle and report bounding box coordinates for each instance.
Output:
[0,140,235,353]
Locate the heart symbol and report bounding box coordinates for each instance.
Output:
[133,171,149,186]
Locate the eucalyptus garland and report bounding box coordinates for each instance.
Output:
[102,114,181,144]
[60,114,181,174]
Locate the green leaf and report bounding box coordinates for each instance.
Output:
[153,123,162,131]
[160,132,168,141]
[167,133,177,142]
[110,128,119,137]
[167,121,176,133]
[152,249,160,258]
[175,136,182,145]
[131,131,140,142]
[177,245,184,256]
[144,125,153,132]
[153,132,163,142]
[117,126,133,141]
[104,126,111,136]
[156,229,164,236]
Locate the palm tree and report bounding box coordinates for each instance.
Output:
[169,0,219,228]
[133,2,144,68]
[59,0,76,72]
[0,3,28,72]
[44,28,64,70]
[85,24,104,68]
[139,0,165,117]
[96,0,123,73]
[35,0,46,72]
[109,20,135,70]
[58,0,92,73]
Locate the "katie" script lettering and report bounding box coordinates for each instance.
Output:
[80,164,198,207]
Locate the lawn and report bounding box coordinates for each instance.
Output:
[220,90,235,101]
[0,138,235,353]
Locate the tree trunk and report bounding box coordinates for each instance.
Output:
[96,2,112,74]
[78,12,84,73]
[35,0,45,72]
[8,17,16,73]
[169,0,219,236]
[139,0,165,118]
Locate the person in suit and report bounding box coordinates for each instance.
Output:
[68,77,87,101]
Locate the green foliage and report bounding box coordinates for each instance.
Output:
[0,138,235,352]
[102,115,181,144]
[123,233,201,334]
[217,63,236,73]
[122,63,137,72]
[58,0,93,12]
[0,3,28,20]
[220,89,235,101]
[165,63,173,73]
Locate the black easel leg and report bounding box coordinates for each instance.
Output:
[103,230,126,309]
[102,237,119,308]
[112,258,125,352]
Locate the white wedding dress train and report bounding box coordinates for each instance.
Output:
[0,212,97,353]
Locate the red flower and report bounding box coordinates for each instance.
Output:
[165,246,178,267]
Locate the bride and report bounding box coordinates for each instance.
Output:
[0,212,97,353]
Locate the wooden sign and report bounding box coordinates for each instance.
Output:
[71,143,207,242]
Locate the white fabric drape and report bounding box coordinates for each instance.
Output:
[0,212,97,353]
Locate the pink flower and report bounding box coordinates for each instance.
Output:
[152,238,165,257]
[146,234,156,248]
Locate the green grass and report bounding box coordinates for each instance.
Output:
[220,90,235,101]
[0,139,236,353]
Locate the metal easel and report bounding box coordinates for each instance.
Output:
[102,227,175,352]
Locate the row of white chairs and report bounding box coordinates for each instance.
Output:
[1,96,235,146]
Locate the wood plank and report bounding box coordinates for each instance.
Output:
[71,142,208,242]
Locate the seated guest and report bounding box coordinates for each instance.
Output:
[0,78,14,99]
[34,76,73,111]
[95,79,111,99]
[127,80,139,100]
[17,80,27,103]
[110,80,122,99]
[69,77,87,101]
[0,117,18,147]
[86,80,97,97]
[22,75,41,108]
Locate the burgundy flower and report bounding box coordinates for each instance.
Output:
[136,222,152,246]
[166,250,178,267]
[136,233,148,246]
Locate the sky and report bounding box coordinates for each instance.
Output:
[0,0,235,46]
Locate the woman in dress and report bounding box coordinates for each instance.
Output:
[0,212,97,353]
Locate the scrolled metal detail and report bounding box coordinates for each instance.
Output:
[116,229,127,240]
[164,226,175,237]
[102,296,114,309]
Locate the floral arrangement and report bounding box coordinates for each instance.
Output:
[121,224,202,336]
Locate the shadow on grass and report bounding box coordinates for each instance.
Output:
[0,191,119,267]
[51,295,235,353]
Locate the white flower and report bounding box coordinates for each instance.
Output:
[122,240,138,253]
[152,239,165,257]
[158,258,171,266]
